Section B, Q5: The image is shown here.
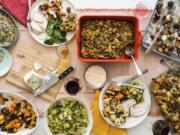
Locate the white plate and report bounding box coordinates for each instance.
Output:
[0,47,12,77]
[0,91,39,135]
[27,0,77,47]
[99,76,151,129]
[44,96,93,135]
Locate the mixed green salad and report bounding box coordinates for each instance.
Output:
[47,99,89,135]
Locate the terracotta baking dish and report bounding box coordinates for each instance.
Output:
[77,15,142,62]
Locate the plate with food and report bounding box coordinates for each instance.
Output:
[0,47,12,77]
[27,0,77,46]
[0,91,39,135]
[151,68,180,134]
[0,8,19,47]
[44,96,93,135]
[99,76,151,128]
[143,0,180,62]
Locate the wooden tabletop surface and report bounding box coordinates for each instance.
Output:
[0,9,172,119]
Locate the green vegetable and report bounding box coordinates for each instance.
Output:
[48,99,88,135]
[122,81,144,103]
[45,19,67,45]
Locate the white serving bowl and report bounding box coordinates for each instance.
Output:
[44,96,93,135]
[0,91,39,135]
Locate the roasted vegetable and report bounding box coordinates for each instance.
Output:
[0,96,37,133]
[151,68,180,134]
[81,19,134,59]
[102,81,145,126]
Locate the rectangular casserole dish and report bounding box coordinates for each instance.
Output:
[77,15,142,62]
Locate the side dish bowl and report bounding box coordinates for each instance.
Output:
[77,15,142,62]
[44,96,93,135]
[0,91,39,135]
[0,8,19,47]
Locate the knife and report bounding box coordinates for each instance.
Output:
[34,66,75,96]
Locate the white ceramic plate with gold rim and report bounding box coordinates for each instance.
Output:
[99,76,151,129]
[27,0,78,47]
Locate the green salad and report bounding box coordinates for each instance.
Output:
[47,99,89,135]
[44,19,67,45]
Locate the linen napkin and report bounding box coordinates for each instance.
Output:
[91,90,128,135]
[0,0,36,27]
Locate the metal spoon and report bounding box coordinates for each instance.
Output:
[145,14,173,54]
[125,47,142,75]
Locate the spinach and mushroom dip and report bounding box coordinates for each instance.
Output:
[81,19,135,59]
[0,10,18,47]
[47,98,89,135]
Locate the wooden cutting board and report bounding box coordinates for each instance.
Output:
[6,46,61,102]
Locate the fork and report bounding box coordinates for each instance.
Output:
[110,69,148,89]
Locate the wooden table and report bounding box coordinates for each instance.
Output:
[0,9,174,135]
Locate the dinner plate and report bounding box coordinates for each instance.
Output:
[0,8,19,47]
[0,47,12,77]
[0,91,39,135]
[44,96,93,135]
[99,76,151,129]
[27,0,77,47]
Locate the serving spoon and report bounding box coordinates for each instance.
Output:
[125,47,142,75]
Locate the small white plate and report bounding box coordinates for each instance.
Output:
[0,47,12,77]
[99,76,151,129]
[27,0,77,47]
[0,91,39,135]
[44,96,93,135]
